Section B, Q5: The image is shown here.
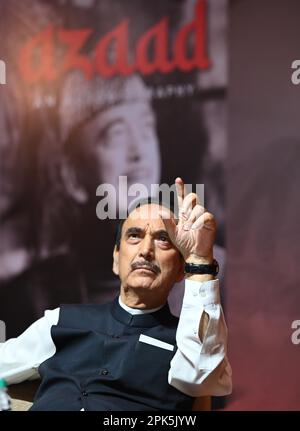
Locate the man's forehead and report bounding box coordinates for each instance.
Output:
[123,204,175,230]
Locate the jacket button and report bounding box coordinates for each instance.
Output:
[81,391,88,397]
[100,369,109,376]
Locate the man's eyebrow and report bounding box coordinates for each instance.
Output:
[124,227,143,236]
[124,227,170,238]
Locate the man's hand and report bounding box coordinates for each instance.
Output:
[160,177,216,265]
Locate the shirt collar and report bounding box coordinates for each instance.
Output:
[118,296,164,315]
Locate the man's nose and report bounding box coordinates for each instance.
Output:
[138,235,154,261]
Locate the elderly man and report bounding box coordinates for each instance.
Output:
[0,178,231,411]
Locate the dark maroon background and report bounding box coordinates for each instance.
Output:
[227,0,300,410]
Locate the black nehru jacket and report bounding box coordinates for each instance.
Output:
[30,298,194,411]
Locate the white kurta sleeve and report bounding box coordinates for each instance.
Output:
[168,279,232,397]
[0,308,59,385]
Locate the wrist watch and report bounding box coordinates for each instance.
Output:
[184,259,219,276]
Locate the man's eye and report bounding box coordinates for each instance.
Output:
[129,233,139,239]
[159,235,169,242]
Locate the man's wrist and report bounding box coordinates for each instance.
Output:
[184,254,216,281]
[185,253,214,265]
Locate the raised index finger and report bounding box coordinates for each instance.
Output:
[175,177,186,214]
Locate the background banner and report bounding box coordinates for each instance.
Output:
[0,0,227,338]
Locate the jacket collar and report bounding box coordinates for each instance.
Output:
[110,296,175,328]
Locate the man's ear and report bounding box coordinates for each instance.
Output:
[112,245,119,275]
[61,159,89,204]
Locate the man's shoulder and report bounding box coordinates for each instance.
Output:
[60,301,113,311]
[57,300,115,328]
